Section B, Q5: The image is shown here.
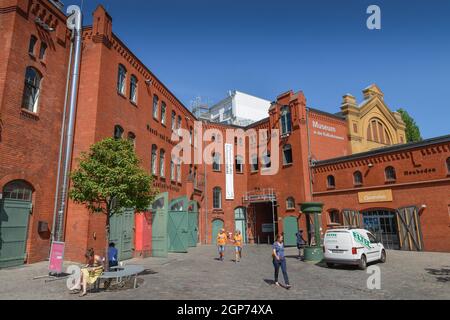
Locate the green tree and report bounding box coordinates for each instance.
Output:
[70,138,157,269]
[397,108,422,143]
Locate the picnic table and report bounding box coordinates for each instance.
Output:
[98,265,145,289]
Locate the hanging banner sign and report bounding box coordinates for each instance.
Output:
[225,143,234,200]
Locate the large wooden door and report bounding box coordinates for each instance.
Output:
[342,209,362,228]
[0,181,33,269]
[283,216,298,247]
[151,193,168,257]
[234,207,247,244]
[396,206,423,251]
[188,201,199,248]
[110,208,135,261]
[168,196,189,253]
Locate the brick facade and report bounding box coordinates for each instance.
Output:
[1,1,449,267]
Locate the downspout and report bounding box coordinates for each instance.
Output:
[305,107,314,201]
[54,6,83,242]
[203,121,208,244]
[51,41,73,242]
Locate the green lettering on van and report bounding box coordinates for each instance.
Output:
[352,231,372,249]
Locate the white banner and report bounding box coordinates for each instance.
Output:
[225,143,234,200]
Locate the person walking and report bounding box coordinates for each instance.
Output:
[233,230,243,263]
[272,234,291,289]
[217,228,228,261]
[296,230,307,261]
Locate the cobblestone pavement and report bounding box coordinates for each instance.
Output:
[0,245,449,300]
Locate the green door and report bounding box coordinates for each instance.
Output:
[283,216,298,247]
[151,193,169,257]
[0,199,32,268]
[234,207,247,244]
[110,208,135,261]
[212,219,224,245]
[168,196,189,253]
[188,201,199,247]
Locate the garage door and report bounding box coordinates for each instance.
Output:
[283,216,298,247]
[168,196,189,253]
[110,208,135,261]
[151,193,169,258]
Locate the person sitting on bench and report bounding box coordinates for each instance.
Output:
[79,248,104,297]
[108,243,119,268]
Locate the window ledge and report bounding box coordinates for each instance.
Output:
[130,100,138,107]
[20,109,40,121]
[327,187,336,191]
[28,53,36,60]
[354,183,363,188]
[212,209,224,214]
[117,92,127,100]
[385,180,396,185]
[283,163,293,168]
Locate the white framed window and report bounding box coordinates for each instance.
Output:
[280,106,292,136]
[177,163,182,183]
[39,42,47,60]
[28,35,37,55]
[170,159,175,181]
[153,95,159,120]
[213,187,222,209]
[117,64,127,95]
[161,102,167,125]
[130,75,138,103]
[286,197,296,210]
[22,67,42,113]
[151,145,158,175]
[159,149,166,177]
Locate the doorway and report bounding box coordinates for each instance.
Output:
[362,209,400,250]
[234,207,247,244]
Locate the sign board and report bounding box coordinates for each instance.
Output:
[225,143,234,200]
[358,189,393,204]
[49,241,65,274]
[262,224,274,233]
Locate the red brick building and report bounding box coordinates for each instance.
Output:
[1,1,449,268]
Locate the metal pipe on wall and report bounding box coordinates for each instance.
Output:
[53,6,83,242]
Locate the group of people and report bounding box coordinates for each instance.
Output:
[216,228,307,290]
[69,243,119,297]
[216,229,243,262]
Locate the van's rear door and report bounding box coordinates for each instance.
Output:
[324,231,354,260]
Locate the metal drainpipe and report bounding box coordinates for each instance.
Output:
[305,107,314,201]
[51,41,73,243]
[54,6,83,242]
[203,121,208,245]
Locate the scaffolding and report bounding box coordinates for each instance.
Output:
[243,189,277,243]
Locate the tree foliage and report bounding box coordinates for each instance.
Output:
[70,138,157,218]
[397,108,422,143]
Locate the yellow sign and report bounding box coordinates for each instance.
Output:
[358,190,393,204]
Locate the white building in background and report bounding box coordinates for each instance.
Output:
[207,91,271,127]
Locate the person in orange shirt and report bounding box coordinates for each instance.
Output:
[216,228,228,261]
[233,230,243,263]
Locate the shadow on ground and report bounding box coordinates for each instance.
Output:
[425,267,450,283]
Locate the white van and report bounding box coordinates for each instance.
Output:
[323,228,386,270]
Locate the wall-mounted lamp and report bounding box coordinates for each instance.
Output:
[145,79,152,85]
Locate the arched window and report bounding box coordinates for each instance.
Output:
[367,118,392,145]
[262,151,271,169]
[3,180,33,201]
[280,106,292,136]
[161,102,167,125]
[329,210,341,224]
[117,64,127,95]
[235,156,244,173]
[22,67,42,113]
[130,75,138,103]
[113,125,124,139]
[170,159,175,181]
[189,127,193,145]
[283,144,293,165]
[153,95,159,119]
[385,166,397,181]
[171,111,176,131]
[327,175,336,189]
[251,154,259,172]
[177,162,182,183]
[447,157,450,174]
[127,132,136,147]
[213,187,222,209]
[353,171,363,186]
[151,145,157,175]
[177,115,182,133]
[39,42,47,60]
[213,152,221,171]
[159,149,166,177]
[28,35,37,55]
[286,197,295,210]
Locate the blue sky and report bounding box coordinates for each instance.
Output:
[74,0,450,138]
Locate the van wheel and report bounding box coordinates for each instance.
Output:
[380,250,387,263]
[358,255,367,270]
[326,263,334,268]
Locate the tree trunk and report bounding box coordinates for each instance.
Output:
[105,211,110,272]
